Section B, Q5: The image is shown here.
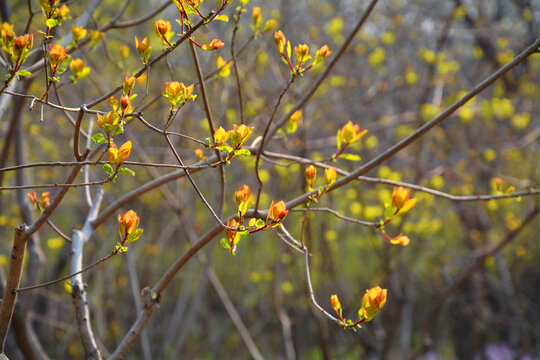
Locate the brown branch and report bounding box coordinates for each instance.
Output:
[0,224,27,354]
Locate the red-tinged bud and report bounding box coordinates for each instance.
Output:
[230,124,253,149]
[225,218,241,254]
[324,167,337,187]
[235,185,252,206]
[120,94,130,112]
[274,31,286,54]
[202,39,224,51]
[12,34,33,61]
[268,201,288,224]
[155,19,170,37]
[97,111,120,133]
[289,110,302,124]
[71,24,87,42]
[118,209,140,239]
[358,286,387,322]
[123,76,135,96]
[331,294,341,311]
[135,36,149,54]
[306,165,316,188]
[162,81,195,106]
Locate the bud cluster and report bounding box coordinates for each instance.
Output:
[274,30,331,75]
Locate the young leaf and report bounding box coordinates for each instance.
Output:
[92,133,108,144]
[234,149,251,157]
[126,228,143,243]
[220,237,231,250]
[103,163,114,176]
[255,219,265,229]
[119,167,136,176]
[46,18,59,29]
[340,153,361,161]
[16,69,32,77]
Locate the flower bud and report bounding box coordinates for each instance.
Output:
[390,234,410,246]
[225,218,241,254]
[391,186,417,216]
[56,4,70,20]
[135,36,149,54]
[263,19,277,32]
[315,44,332,63]
[120,44,130,60]
[194,148,204,159]
[339,121,367,146]
[118,209,141,240]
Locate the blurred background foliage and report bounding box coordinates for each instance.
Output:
[0,0,539,359]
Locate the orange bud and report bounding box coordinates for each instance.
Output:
[202,39,224,51]
[135,36,149,54]
[194,148,204,159]
[118,209,140,239]
[315,44,332,64]
[358,286,387,322]
[90,30,104,45]
[155,19,170,37]
[252,7,261,26]
[27,191,38,207]
[235,185,252,206]
[305,165,316,188]
[389,234,410,246]
[295,44,309,62]
[41,192,50,207]
[225,218,241,254]
[331,294,341,311]
[123,76,135,96]
[120,94,130,112]
[268,201,288,224]
[49,44,66,63]
[213,127,230,145]
[392,186,411,209]
[274,30,286,54]
[263,19,277,32]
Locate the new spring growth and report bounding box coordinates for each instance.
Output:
[0,23,15,50]
[274,31,286,54]
[71,25,87,43]
[213,127,230,146]
[90,30,104,46]
[230,124,253,149]
[358,286,387,322]
[286,110,302,134]
[313,44,332,66]
[202,39,225,51]
[391,186,417,218]
[267,201,288,226]
[324,167,337,187]
[306,165,316,190]
[48,44,69,74]
[252,7,262,28]
[294,44,310,69]
[117,210,143,252]
[235,184,252,218]
[97,111,120,134]
[27,191,50,211]
[162,81,196,107]
[123,76,135,96]
[69,58,90,83]
[108,141,132,168]
[10,34,33,68]
[135,37,151,63]
[155,19,172,47]
[223,218,241,255]
[331,294,343,319]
